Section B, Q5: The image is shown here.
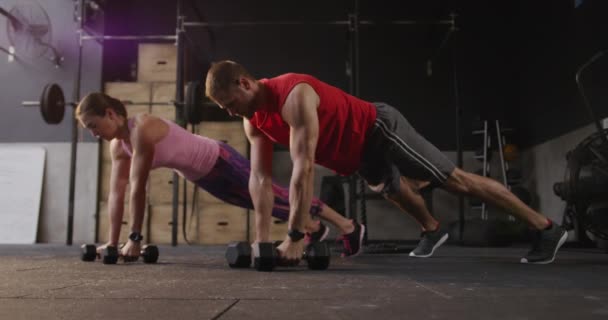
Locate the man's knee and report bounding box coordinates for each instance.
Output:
[443,168,475,194]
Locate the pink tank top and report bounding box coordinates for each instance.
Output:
[120,117,220,181]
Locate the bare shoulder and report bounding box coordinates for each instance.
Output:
[285,83,318,105]
[131,114,169,145]
[282,83,320,125]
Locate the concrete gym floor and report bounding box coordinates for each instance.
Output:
[0,244,607,320]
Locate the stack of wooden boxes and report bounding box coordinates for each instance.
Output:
[98,44,288,245]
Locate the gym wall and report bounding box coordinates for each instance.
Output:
[3,0,604,243]
[96,0,608,242]
[0,0,102,243]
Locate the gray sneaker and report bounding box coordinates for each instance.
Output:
[409,225,449,258]
[520,222,567,264]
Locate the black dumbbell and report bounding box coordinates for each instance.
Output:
[252,242,280,272]
[80,244,119,264]
[141,245,159,263]
[80,244,96,262]
[225,242,252,268]
[303,242,331,270]
[225,241,287,270]
[102,246,119,264]
[254,241,331,272]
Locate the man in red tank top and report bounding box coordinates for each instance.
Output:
[205,60,568,266]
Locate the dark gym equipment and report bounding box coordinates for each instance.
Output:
[22,82,206,125]
[303,242,331,270]
[101,246,119,264]
[184,81,205,125]
[228,241,331,272]
[511,185,532,205]
[503,144,519,162]
[554,128,608,240]
[141,245,159,263]
[253,242,279,272]
[80,243,158,264]
[553,50,608,244]
[40,83,65,124]
[506,169,522,184]
[80,244,96,261]
[225,242,252,268]
[474,148,491,161]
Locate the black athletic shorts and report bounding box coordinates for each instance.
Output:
[358,102,456,195]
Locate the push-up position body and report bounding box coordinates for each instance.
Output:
[205,60,567,265]
[76,93,364,259]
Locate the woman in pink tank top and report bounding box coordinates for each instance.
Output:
[75,92,363,260]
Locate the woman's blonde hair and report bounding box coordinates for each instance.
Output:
[76,92,127,118]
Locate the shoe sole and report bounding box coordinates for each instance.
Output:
[520,230,568,265]
[318,224,330,242]
[409,233,449,258]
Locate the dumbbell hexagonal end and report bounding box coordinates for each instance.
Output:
[141,245,159,264]
[226,242,252,268]
[305,242,331,270]
[80,244,96,262]
[102,246,119,265]
[252,242,277,272]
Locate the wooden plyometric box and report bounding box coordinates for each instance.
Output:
[104,82,151,102]
[104,82,151,117]
[147,204,193,244]
[196,122,248,155]
[248,211,289,242]
[197,203,249,244]
[138,44,177,82]
[151,82,177,121]
[148,168,199,205]
[126,105,151,118]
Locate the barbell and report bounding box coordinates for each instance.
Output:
[22,81,206,125]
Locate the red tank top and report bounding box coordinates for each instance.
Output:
[249,73,377,175]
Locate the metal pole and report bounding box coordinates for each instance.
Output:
[67,0,85,245]
[171,0,186,246]
[80,35,177,41]
[182,19,453,28]
[453,43,465,240]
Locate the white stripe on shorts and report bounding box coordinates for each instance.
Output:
[374,120,448,183]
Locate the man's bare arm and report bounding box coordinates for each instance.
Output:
[244,119,275,242]
[281,83,320,234]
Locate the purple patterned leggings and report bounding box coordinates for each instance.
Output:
[195,142,324,221]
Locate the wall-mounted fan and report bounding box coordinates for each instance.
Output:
[1,1,62,66]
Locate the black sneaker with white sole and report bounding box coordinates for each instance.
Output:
[520,222,567,264]
[409,225,449,258]
[338,221,365,257]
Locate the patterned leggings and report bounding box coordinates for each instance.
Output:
[195,142,324,221]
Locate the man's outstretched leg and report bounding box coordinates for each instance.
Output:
[442,168,567,264]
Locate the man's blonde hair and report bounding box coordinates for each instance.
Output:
[205,60,254,99]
